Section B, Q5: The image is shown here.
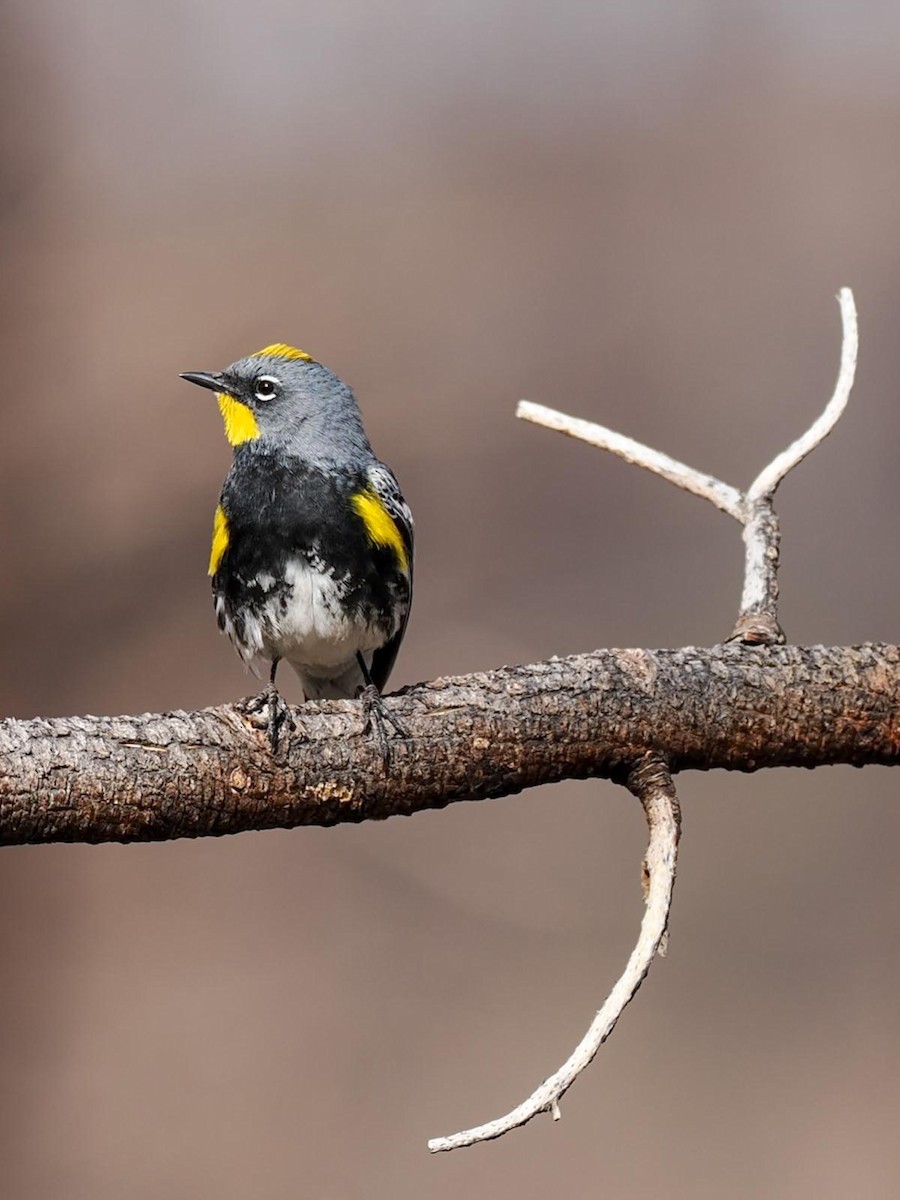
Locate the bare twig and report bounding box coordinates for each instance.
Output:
[518,288,859,645]
[427,754,681,1153]
[730,499,784,645]
[515,402,743,518]
[747,287,858,501]
[729,287,858,642]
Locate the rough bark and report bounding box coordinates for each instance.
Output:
[0,643,896,846]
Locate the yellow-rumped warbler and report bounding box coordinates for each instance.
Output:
[181,344,413,754]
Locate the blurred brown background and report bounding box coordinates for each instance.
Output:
[1,2,899,1197]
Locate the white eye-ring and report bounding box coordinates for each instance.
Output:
[255,375,280,401]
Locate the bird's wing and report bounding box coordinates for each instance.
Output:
[366,462,414,692]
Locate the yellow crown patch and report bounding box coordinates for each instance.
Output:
[252,344,313,362]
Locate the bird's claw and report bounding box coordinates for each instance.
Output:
[358,684,408,769]
[245,683,295,754]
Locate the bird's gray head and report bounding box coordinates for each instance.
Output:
[180,343,373,463]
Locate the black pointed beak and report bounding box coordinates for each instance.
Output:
[180,371,225,393]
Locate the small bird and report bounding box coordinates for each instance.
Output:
[181,344,413,755]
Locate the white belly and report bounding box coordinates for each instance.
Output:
[218,557,388,680]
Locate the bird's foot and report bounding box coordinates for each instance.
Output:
[358,684,408,769]
[245,682,295,755]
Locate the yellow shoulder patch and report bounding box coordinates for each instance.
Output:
[217,393,260,446]
[209,504,230,576]
[252,343,314,362]
[350,489,409,570]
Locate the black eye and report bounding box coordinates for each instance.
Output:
[255,375,279,401]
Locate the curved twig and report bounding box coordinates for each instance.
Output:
[746,287,858,501]
[427,754,681,1153]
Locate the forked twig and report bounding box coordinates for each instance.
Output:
[518,288,858,644]
[428,755,680,1153]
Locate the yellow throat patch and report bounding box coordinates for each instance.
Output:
[217,393,260,446]
[209,505,229,576]
[350,489,409,570]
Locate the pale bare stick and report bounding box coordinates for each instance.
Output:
[516,401,744,519]
[519,289,857,646]
[746,288,859,502]
[427,755,680,1154]
[729,498,786,645]
[729,289,857,641]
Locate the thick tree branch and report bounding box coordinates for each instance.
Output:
[1,643,897,846]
